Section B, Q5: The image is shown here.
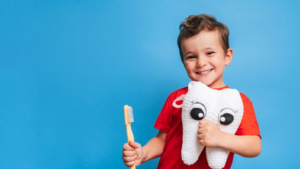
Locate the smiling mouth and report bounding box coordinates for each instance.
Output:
[196,69,213,75]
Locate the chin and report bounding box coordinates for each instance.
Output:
[195,79,212,86]
[202,82,213,87]
[189,76,214,87]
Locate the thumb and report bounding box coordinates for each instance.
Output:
[200,119,211,124]
[129,141,141,149]
[199,119,211,128]
[199,119,206,126]
[129,141,143,162]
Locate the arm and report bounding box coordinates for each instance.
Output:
[218,133,261,157]
[122,130,167,167]
[198,120,261,157]
[141,130,167,162]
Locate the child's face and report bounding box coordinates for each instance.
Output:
[181,30,233,88]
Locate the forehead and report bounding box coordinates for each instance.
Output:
[181,30,222,52]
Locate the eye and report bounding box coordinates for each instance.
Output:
[190,102,206,120]
[219,108,235,125]
[207,51,215,55]
[186,55,196,59]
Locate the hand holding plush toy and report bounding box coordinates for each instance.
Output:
[198,119,224,148]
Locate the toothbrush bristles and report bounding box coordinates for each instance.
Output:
[126,106,134,123]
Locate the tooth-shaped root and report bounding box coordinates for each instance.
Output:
[206,147,229,169]
[181,121,204,165]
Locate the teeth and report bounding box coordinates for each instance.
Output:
[199,69,211,74]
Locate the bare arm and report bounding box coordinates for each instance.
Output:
[198,120,261,157]
[218,133,261,157]
[141,130,167,162]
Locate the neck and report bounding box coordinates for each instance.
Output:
[208,81,226,89]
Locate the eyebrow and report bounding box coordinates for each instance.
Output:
[191,101,207,112]
[184,52,194,56]
[220,108,237,113]
[204,47,215,50]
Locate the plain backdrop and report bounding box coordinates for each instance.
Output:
[1,0,300,168]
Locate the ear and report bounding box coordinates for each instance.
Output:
[225,48,233,66]
[188,81,195,90]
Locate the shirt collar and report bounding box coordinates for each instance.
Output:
[213,85,229,90]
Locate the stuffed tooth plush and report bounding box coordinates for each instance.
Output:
[178,81,244,169]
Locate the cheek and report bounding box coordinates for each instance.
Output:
[211,59,225,69]
[185,63,194,73]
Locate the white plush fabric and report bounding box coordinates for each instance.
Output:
[180,81,244,169]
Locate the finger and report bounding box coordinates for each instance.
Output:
[123,150,136,157]
[123,143,134,151]
[199,139,206,146]
[198,127,207,134]
[123,155,137,162]
[125,161,135,167]
[129,141,142,149]
[200,119,212,125]
[198,133,204,140]
[199,120,206,127]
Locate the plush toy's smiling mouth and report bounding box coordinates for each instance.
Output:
[196,69,213,75]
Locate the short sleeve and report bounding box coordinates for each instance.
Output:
[235,93,261,138]
[154,93,176,133]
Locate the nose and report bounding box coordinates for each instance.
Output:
[196,56,207,67]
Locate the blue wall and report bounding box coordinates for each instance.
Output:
[1,0,299,168]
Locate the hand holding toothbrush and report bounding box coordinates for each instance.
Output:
[122,141,144,167]
[122,105,167,168]
[123,105,143,168]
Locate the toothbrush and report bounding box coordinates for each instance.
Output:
[124,105,136,169]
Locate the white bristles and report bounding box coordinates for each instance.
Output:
[126,106,134,123]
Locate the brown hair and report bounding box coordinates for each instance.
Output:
[177,14,230,63]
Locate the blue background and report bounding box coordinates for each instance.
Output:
[1,0,299,168]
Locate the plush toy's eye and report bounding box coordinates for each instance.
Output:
[190,102,206,120]
[219,108,235,125]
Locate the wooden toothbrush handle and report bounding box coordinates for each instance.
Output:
[126,124,134,142]
[126,124,136,168]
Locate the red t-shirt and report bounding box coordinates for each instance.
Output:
[154,86,261,169]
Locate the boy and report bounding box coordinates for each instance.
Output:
[122,14,261,169]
